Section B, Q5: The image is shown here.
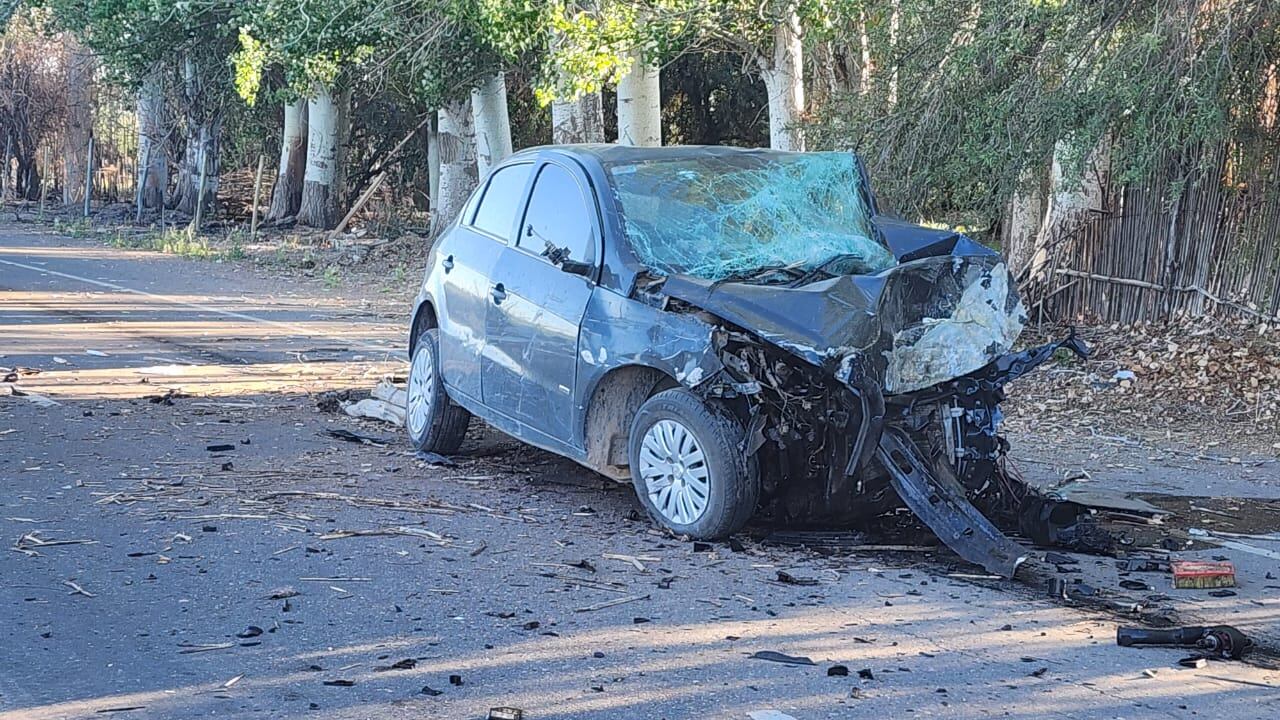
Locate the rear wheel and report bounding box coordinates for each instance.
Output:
[628,388,759,539]
[406,328,471,454]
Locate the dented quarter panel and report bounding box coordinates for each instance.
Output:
[573,287,722,446]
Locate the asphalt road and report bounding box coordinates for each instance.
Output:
[3,224,1280,719]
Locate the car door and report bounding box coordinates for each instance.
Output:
[482,160,599,445]
[435,161,533,403]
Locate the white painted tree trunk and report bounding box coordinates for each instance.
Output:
[299,84,340,229]
[268,99,307,221]
[551,91,605,144]
[432,98,478,237]
[759,12,805,151]
[1024,139,1112,283]
[135,69,167,210]
[471,72,513,177]
[617,52,661,146]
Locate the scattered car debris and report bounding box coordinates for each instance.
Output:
[373,658,416,671]
[8,385,60,407]
[419,686,443,696]
[325,428,391,446]
[748,651,814,666]
[488,708,523,720]
[1188,528,1280,561]
[146,389,189,405]
[343,397,405,426]
[775,570,819,586]
[1179,657,1209,669]
[1116,625,1253,660]
[827,665,849,676]
[414,450,457,466]
[747,711,798,720]
[322,679,355,687]
[205,444,236,453]
[235,626,263,639]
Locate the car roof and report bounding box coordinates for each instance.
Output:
[509,143,820,167]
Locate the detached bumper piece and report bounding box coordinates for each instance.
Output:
[875,426,1028,578]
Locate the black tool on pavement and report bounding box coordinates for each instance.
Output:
[1115,625,1252,660]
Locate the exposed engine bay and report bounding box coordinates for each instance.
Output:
[644,251,1097,578]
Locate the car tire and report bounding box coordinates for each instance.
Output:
[406,327,471,454]
[628,388,759,539]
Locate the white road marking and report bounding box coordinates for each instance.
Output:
[0,257,405,359]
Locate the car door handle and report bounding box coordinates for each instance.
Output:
[490,283,507,304]
[441,254,454,272]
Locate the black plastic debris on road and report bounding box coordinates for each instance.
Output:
[748,651,815,666]
[326,428,391,446]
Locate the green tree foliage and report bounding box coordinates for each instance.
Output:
[806,0,1280,229]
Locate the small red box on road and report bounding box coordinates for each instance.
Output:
[1171,560,1236,589]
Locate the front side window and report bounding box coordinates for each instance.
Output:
[517,164,596,265]
[470,162,533,239]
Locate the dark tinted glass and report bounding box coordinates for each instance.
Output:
[471,163,532,238]
[518,164,595,264]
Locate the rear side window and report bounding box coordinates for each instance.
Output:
[470,163,532,238]
[518,164,596,264]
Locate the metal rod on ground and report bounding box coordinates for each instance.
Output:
[328,171,386,242]
[250,153,264,238]
[83,135,94,219]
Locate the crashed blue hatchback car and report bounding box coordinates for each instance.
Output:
[406,145,1086,577]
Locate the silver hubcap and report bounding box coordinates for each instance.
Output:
[406,344,435,436]
[638,419,710,525]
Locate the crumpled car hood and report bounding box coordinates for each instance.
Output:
[658,230,1028,394]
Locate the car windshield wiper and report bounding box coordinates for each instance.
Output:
[788,253,862,288]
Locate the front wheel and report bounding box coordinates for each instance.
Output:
[628,388,759,539]
[406,327,471,454]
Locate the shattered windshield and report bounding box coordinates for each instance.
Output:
[606,151,895,282]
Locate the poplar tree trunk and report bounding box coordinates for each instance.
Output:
[62,36,94,207]
[432,98,477,237]
[1003,163,1049,279]
[172,114,221,216]
[171,55,221,217]
[617,52,661,147]
[551,91,605,144]
[298,84,341,229]
[268,99,307,221]
[136,69,167,210]
[759,11,805,151]
[1022,139,1112,284]
[858,10,873,95]
[427,113,441,212]
[471,72,513,177]
[888,0,901,107]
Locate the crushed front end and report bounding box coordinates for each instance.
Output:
[663,252,1089,578]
